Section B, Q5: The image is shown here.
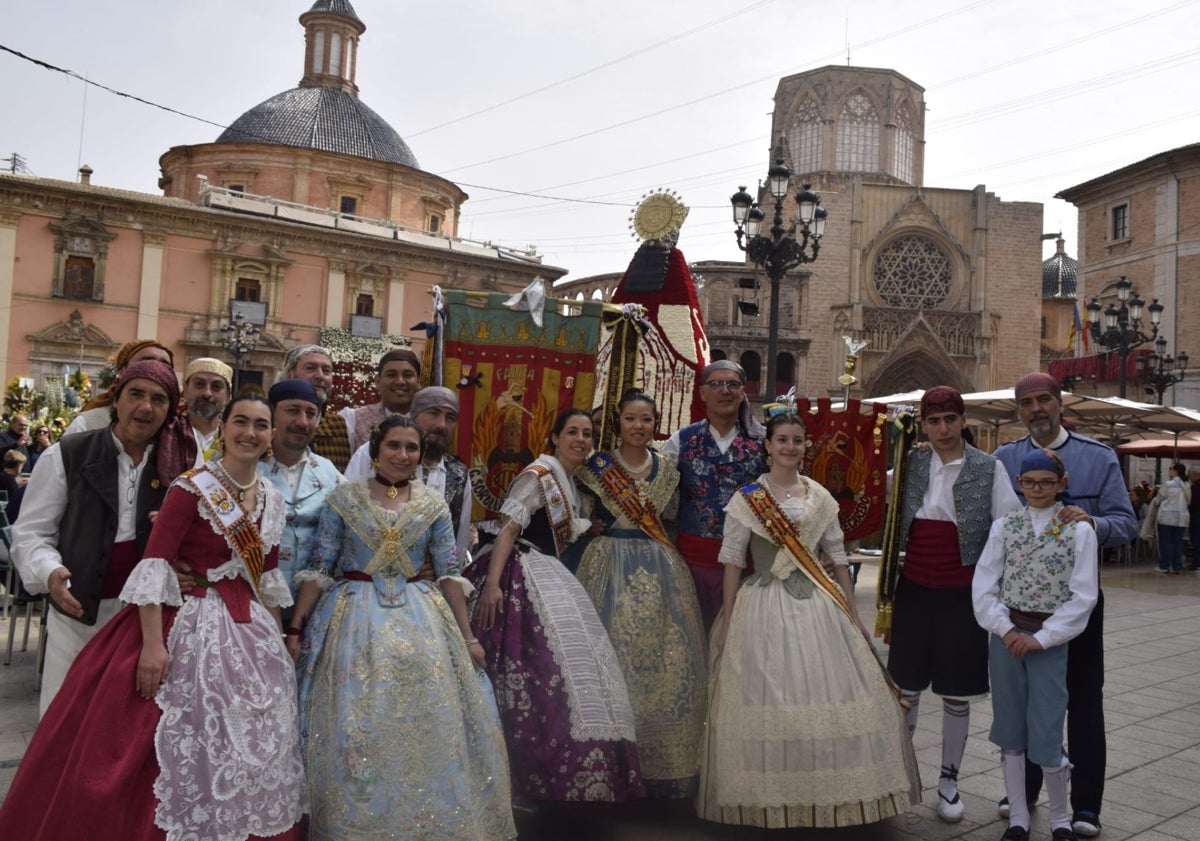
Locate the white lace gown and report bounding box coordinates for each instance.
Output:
[119,473,306,840]
[697,479,920,828]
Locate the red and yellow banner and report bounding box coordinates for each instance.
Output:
[440,291,602,519]
[797,397,889,543]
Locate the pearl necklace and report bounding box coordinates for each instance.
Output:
[766,475,803,500]
[212,459,256,503]
[614,448,653,474]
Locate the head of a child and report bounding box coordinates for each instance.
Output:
[1018,448,1067,509]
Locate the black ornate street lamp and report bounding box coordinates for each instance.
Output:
[1144,335,1188,405]
[1085,276,1162,399]
[219,309,261,393]
[731,142,826,397]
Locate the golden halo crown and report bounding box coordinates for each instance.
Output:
[628,189,689,242]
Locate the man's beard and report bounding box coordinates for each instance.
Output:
[423,436,447,460]
[189,399,221,422]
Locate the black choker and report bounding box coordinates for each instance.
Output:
[374,475,410,499]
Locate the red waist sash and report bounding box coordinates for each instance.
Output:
[343,570,423,583]
[902,518,972,589]
[676,531,755,572]
[102,541,139,600]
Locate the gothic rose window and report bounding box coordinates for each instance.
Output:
[873,236,952,309]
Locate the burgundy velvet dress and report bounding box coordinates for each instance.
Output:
[0,473,304,841]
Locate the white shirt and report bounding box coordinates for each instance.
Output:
[973,508,1099,650]
[62,406,112,436]
[344,442,372,481]
[191,423,219,468]
[914,450,1022,523]
[13,433,153,592]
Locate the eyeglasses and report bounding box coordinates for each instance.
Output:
[704,379,744,391]
[1018,477,1061,490]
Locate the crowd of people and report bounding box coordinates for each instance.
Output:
[0,340,1150,841]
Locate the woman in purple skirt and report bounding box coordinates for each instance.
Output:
[467,408,643,803]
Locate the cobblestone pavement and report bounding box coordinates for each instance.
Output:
[3,560,1199,840]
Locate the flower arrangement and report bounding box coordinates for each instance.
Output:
[318,328,414,413]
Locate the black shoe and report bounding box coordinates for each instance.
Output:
[997,796,1038,818]
[1052,828,1079,841]
[1001,827,1030,841]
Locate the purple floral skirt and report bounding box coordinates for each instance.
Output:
[466,546,644,802]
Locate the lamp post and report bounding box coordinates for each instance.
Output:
[731,142,826,399]
[219,308,261,393]
[1085,276,1162,399]
[1144,335,1188,405]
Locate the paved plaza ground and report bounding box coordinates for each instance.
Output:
[2,559,1199,840]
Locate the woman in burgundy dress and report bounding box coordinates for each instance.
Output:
[0,393,304,841]
[466,408,642,803]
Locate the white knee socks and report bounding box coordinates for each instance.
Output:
[901,691,921,735]
[939,699,970,802]
[1043,755,1072,831]
[1002,749,1030,830]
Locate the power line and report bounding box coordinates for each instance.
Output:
[407,0,780,138]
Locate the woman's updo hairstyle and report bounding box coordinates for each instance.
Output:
[545,407,592,453]
[616,388,661,422]
[764,411,807,439]
[369,414,423,461]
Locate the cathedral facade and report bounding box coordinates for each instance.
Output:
[563,66,1045,403]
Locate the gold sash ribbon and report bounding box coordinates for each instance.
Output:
[739,482,906,706]
[187,467,266,599]
[584,453,675,551]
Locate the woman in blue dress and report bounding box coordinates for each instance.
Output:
[288,415,514,841]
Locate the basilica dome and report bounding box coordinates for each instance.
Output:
[1042,236,1078,298]
[217,87,419,168]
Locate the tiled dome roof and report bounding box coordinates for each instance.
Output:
[216,87,418,168]
[305,0,363,25]
[1042,239,1077,298]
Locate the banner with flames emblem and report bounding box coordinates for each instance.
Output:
[797,397,889,543]
[440,290,603,520]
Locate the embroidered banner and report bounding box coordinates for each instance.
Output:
[594,244,709,442]
[440,291,603,520]
[796,397,889,544]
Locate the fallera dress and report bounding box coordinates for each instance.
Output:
[295,479,514,841]
[464,454,643,802]
[0,467,305,841]
[576,451,707,798]
[698,476,920,829]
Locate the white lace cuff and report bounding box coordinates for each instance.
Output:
[259,568,294,609]
[294,569,336,591]
[569,516,591,541]
[119,557,183,607]
[437,573,475,597]
[499,499,532,530]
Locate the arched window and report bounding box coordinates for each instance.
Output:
[836,93,879,172]
[710,348,727,362]
[892,101,914,183]
[740,350,762,395]
[789,97,822,174]
[873,236,953,309]
[312,32,325,73]
[591,288,604,301]
[776,352,796,390]
[329,32,343,76]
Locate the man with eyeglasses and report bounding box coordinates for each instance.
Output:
[888,386,1021,823]
[661,360,766,630]
[992,372,1137,839]
[12,360,178,717]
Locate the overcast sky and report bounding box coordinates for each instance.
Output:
[4,0,1198,284]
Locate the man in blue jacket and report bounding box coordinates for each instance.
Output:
[993,372,1137,839]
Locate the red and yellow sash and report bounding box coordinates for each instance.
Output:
[584,452,674,551]
[524,463,574,558]
[187,467,266,598]
[739,482,906,707]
